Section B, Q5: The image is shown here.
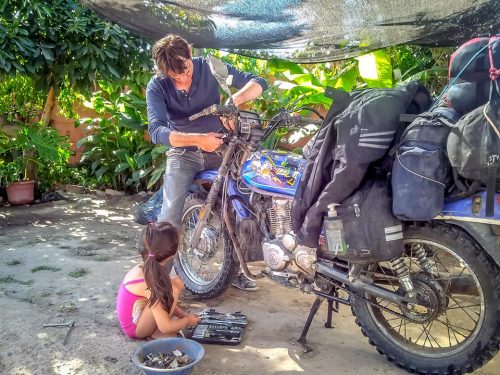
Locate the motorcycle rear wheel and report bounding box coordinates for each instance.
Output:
[351,223,499,374]
[174,195,238,299]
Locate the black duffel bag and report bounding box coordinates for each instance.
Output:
[447,36,500,217]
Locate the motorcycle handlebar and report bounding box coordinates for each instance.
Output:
[189,104,238,121]
[285,115,322,127]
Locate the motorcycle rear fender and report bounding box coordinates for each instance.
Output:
[194,170,251,219]
[446,220,500,268]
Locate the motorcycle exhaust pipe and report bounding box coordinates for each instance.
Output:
[316,261,414,306]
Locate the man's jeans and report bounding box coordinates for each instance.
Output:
[158,148,222,227]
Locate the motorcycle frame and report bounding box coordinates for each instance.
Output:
[187,136,418,308]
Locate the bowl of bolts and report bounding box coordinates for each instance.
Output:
[132,338,204,375]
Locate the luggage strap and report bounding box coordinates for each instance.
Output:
[484,88,499,217]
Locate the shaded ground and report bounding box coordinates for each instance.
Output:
[0,193,497,375]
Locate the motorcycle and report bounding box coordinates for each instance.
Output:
[159,56,500,374]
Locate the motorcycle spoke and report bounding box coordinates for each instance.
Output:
[414,321,431,344]
[429,249,443,278]
[446,295,480,321]
[435,317,473,338]
[445,312,460,346]
[395,318,407,335]
[180,204,226,286]
[422,320,442,348]
[365,237,487,352]
[433,253,451,275]
[446,303,481,310]
[379,262,398,291]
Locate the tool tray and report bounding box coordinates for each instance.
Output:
[184,309,247,346]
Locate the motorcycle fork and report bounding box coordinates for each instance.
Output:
[189,141,237,250]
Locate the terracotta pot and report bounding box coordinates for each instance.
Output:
[6,180,36,205]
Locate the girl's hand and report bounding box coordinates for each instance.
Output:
[186,314,200,327]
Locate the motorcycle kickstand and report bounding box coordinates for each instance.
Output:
[324,289,340,329]
[297,297,323,353]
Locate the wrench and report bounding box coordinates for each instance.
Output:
[43,320,75,345]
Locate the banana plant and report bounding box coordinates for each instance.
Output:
[78,81,166,192]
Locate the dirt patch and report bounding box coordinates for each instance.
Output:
[0,193,497,375]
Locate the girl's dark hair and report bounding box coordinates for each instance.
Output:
[141,222,179,313]
[152,34,191,77]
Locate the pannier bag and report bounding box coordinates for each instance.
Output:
[447,36,500,217]
[392,107,460,220]
[323,179,403,263]
[447,36,500,114]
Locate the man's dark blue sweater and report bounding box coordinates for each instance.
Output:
[146,56,268,148]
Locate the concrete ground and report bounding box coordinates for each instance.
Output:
[0,193,497,375]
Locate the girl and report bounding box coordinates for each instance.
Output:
[116,222,199,339]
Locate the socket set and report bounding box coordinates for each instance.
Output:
[184,309,247,345]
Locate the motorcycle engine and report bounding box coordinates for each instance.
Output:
[267,198,293,237]
[262,197,317,280]
[262,235,317,277]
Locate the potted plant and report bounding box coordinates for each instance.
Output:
[0,122,71,205]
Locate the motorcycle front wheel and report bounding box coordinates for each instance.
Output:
[174,195,238,299]
[351,223,499,374]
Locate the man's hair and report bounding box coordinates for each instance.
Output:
[152,34,191,77]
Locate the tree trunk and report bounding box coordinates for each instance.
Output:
[41,86,56,127]
[25,86,56,180]
[0,114,17,137]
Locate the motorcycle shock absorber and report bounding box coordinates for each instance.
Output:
[412,243,434,273]
[390,257,415,298]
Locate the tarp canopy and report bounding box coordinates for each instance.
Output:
[80,0,499,63]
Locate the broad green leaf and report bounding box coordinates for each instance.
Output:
[95,166,109,180]
[107,63,120,78]
[135,152,151,168]
[113,149,128,159]
[91,159,101,172]
[357,50,393,88]
[41,48,54,61]
[125,154,135,170]
[334,66,358,92]
[114,162,130,173]
[147,167,165,189]
[152,145,169,158]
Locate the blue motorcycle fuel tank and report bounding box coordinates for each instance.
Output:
[241,150,306,196]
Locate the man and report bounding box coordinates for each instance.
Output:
[146,34,268,291]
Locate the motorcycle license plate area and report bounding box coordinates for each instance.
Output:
[241,150,306,196]
[183,309,247,346]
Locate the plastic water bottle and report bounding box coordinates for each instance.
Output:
[324,203,347,255]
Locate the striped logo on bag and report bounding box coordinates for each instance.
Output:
[358,130,396,149]
[384,224,403,241]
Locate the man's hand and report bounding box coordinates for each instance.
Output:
[220,116,237,131]
[197,132,223,152]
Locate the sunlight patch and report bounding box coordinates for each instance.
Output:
[52,357,84,375]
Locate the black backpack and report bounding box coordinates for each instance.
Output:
[391,107,461,220]
[446,36,500,217]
